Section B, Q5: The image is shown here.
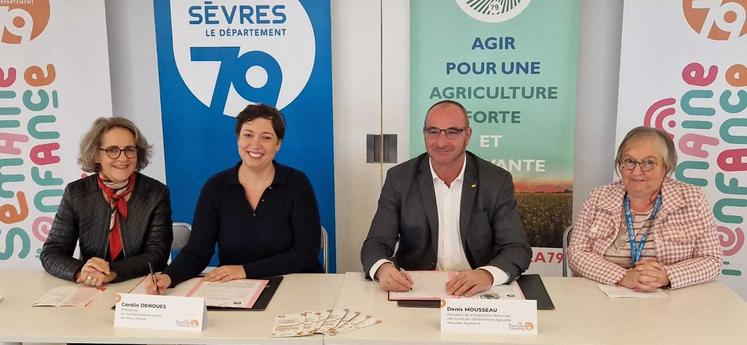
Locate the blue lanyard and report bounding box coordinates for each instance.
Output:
[624,192,662,265]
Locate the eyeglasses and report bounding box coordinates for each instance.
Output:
[619,158,659,172]
[99,146,138,159]
[423,126,469,139]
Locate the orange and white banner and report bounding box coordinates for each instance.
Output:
[0,0,112,269]
[617,0,747,298]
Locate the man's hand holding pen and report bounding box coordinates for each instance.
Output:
[375,262,414,292]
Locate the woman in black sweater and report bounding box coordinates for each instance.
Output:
[147,104,321,292]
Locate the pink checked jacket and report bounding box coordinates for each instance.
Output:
[568,177,721,289]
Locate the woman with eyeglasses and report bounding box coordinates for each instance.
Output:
[41,117,173,287]
[568,126,721,291]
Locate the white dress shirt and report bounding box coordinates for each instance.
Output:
[370,156,509,287]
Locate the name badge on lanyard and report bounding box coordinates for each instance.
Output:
[624,193,662,265]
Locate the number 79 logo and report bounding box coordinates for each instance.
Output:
[0,0,50,45]
[684,0,747,41]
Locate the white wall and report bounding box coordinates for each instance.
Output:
[105,0,166,183]
[105,0,623,273]
[331,0,385,273]
[573,0,624,219]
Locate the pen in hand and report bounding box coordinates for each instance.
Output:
[148,261,159,295]
[399,267,413,291]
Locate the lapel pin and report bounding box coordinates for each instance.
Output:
[471,184,477,188]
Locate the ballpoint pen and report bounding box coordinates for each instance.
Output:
[398,267,413,291]
[148,261,160,295]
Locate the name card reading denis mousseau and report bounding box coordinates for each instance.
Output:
[114,293,207,331]
[440,298,537,335]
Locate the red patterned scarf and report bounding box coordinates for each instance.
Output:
[97,173,136,261]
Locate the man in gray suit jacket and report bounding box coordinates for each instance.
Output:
[361,100,531,297]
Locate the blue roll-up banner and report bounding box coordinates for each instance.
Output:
[153,0,335,271]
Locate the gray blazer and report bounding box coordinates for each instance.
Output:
[40,172,173,282]
[361,152,531,281]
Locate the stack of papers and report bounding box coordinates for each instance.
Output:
[271,308,381,337]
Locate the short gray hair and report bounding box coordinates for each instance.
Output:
[615,126,677,175]
[78,117,152,173]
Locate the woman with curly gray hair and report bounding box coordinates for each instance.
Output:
[41,117,173,287]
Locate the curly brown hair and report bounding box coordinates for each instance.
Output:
[78,117,152,173]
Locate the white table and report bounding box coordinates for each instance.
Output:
[327,272,747,345]
[0,271,344,344]
[2,271,745,344]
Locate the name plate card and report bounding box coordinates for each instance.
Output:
[440,298,537,335]
[114,293,207,332]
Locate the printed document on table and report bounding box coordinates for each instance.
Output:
[130,277,268,308]
[388,271,525,301]
[271,312,307,337]
[33,286,104,307]
[597,284,668,298]
[188,279,268,308]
